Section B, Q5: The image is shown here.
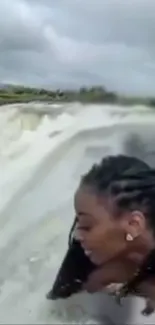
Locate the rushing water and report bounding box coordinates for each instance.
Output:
[1,102,155,324]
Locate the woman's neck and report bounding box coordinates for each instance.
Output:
[125,233,155,267]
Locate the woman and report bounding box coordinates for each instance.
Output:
[49,154,155,315]
[74,154,155,300]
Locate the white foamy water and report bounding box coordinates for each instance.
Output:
[1,102,155,324]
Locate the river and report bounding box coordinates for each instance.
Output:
[0,102,155,324]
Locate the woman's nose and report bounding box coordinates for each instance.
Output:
[74,228,84,242]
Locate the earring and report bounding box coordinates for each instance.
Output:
[126,233,133,242]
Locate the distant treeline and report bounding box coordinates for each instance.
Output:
[0,85,155,107]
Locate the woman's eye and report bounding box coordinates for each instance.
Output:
[77,225,91,231]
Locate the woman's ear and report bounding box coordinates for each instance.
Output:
[128,210,146,239]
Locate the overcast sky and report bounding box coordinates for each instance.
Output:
[0,0,155,95]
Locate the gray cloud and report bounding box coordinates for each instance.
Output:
[0,0,155,95]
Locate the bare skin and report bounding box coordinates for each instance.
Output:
[74,185,155,266]
[83,257,155,316]
[74,184,155,314]
[82,257,137,293]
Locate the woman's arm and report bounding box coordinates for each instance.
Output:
[83,258,137,293]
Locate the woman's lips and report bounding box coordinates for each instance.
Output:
[83,247,103,265]
[83,247,102,265]
[84,249,92,257]
[74,232,93,258]
[80,243,92,257]
[80,243,93,258]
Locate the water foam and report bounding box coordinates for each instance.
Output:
[0,102,155,324]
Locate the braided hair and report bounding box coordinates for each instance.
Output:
[79,154,155,302]
[69,155,154,244]
[80,154,155,234]
[66,155,155,303]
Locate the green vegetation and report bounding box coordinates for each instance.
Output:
[0,86,63,105]
[0,84,155,107]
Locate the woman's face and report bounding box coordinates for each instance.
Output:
[74,185,148,265]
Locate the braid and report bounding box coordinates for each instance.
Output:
[81,155,155,234]
[80,155,155,303]
[81,155,150,191]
